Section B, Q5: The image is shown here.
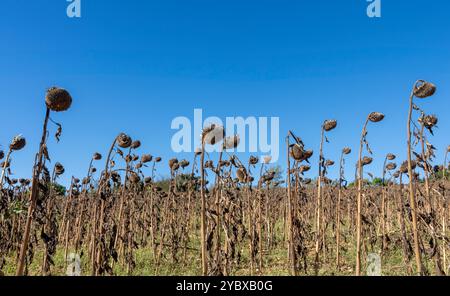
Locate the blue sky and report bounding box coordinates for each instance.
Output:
[0,0,449,186]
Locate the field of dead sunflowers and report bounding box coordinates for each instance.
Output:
[0,80,448,276]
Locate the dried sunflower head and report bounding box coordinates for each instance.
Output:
[131,140,141,149]
[325,160,335,166]
[300,165,311,173]
[92,152,102,160]
[203,124,225,145]
[303,150,314,161]
[361,156,373,166]
[10,135,26,151]
[117,133,132,148]
[236,167,247,183]
[261,171,275,183]
[108,172,119,183]
[0,150,4,160]
[249,156,259,165]
[169,158,179,170]
[82,177,90,185]
[386,153,396,160]
[400,160,416,174]
[342,147,351,155]
[290,144,304,161]
[368,112,385,123]
[420,114,438,129]
[171,162,180,171]
[386,162,397,171]
[413,80,436,98]
[223,135,240,150]
[324,120,337,132]
[141,154,152,163]
[54,162,65,175]
[46,87,72,112]
[180,159,190,169]
[129,172,140,184]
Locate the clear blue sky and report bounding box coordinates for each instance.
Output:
[1,0,449,186]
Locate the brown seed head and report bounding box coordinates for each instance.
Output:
[131,140,141,149]
[342,147,351,155]
[54,162,65,175]
[10,135,26,151]
[386,153,396,160]
[368,112,385,123]
[129,172,140,183]
[93,152,102,160]
[323,119,337,132]
[171,163,180,171]
[386,162,397,171]
[203,124,225,145]
[141,154,152,163]
[169,158,179,170]
[249,156,259,165]
[362,156,373,166]
[413,80,436,98]
[290,144,304,161]
[46,87,72,112]
[236,167,247,183]
[180,159,190,169]
[400,160,416,174]
[303,150,314,161]
[117,133,132,148]
[420,114,438,129]
[300,165,311,173]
